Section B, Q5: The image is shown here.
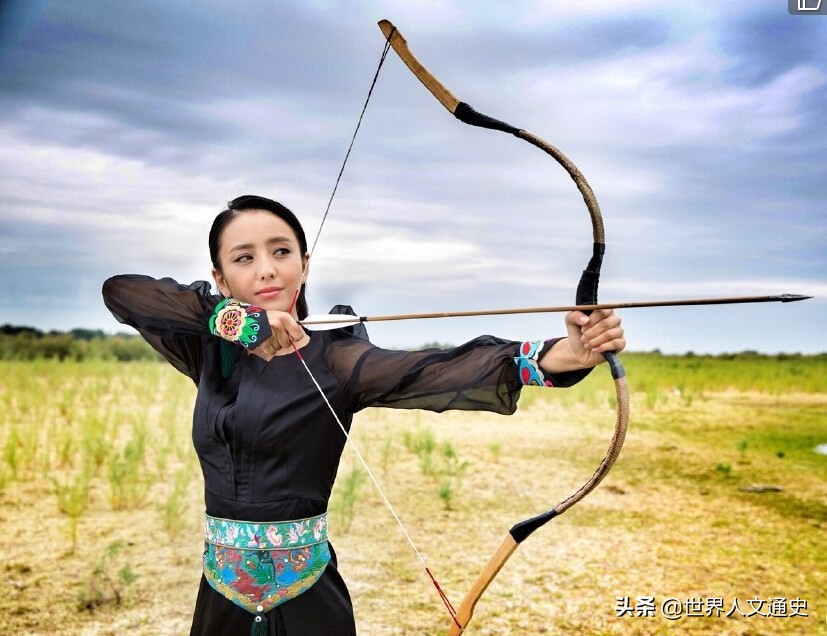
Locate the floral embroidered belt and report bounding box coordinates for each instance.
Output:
[203,512,331,622]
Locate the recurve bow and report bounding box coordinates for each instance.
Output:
[377,20,630,634]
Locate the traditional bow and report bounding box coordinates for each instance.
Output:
[294,20,809,633]
[374,20,631,634]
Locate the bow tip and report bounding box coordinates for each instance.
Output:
[378,19,396,37]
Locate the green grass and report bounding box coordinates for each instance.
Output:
[530,352,827,410]
[0,354,824,635]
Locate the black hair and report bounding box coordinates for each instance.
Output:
[209,195,309,319]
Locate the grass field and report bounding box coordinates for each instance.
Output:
[0,354,824,635]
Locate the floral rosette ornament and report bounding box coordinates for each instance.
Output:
[209,298,264,348]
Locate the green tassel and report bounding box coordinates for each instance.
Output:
[251,613,267,636]
[220,340,236,379]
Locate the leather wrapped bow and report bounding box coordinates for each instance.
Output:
[376,20,631,634]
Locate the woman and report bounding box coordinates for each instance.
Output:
[102,195,625,635]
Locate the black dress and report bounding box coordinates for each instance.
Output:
[102,275,589,635]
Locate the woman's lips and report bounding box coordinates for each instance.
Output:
[256,287,283,299]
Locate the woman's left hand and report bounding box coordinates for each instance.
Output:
[565,309,626,368]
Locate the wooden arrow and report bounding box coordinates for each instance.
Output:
[299,293,811,330]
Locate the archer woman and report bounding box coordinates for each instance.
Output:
[102,194,625,636]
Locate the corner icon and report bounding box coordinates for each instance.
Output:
[789,0,826,13]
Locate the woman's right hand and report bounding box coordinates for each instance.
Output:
[250,311,307,360]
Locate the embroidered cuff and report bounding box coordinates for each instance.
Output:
[514,338,593,388]
[515,339,557,387]
[209,298,271,349]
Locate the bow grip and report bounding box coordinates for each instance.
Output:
[576,242,625,380]
[576,242,605,307]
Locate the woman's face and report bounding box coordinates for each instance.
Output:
[212,209,308,317]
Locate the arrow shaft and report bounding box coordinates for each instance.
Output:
[300,294,810,328]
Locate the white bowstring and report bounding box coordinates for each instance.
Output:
[307,37,393,260]
[291,348,431,572]
[290,33,459,623]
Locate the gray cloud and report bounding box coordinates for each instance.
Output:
[720,10,826,87]
[0,0,823,353]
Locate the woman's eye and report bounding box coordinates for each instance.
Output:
[234,255,252,263]
[274,248,290,256]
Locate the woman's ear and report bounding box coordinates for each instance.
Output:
[212,267,231,298]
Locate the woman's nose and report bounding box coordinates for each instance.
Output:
[258,259,277,279]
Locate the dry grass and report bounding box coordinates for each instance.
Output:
[0,360,824,635]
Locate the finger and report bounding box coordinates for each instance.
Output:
[252,338,278,360]
[272,313,305,344]
[271,339,282,356]
[594,335,627,354]
[287,324,306,342]
[566,310,591,327]
[582,314,622,341]
[586,308,614,323]
[591,309,619,330]
[601,336,626,354]
[279,333,294,350]
[584,326,625,350]
[564,312,587,347]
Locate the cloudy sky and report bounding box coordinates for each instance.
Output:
[1,0,824,354]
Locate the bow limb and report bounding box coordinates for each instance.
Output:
[379,19,630,635]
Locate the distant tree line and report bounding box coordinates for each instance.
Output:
[0,324,160,362]
[1,324,822,363]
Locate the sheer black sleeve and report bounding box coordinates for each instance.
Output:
[325,333,592,415]
[102,275,219,382]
